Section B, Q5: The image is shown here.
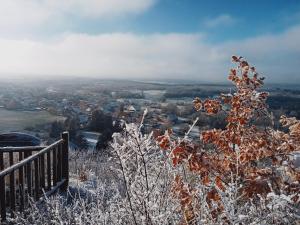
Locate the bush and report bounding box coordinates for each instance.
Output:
[157,56,300,224]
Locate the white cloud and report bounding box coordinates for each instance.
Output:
[0,0,51,31]
[0,0,156,35]
[203,14,236,28]
[220,25,300,82]
[0,25,299,83]
[0,33,223,81]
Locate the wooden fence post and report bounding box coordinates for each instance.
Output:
[0,152,6,221]
[25,151,32,199]
[18,152,24,212]
[34,158,40,201]
[46,151,51,191]
[9,152,16,215]
[53,147,57,187]
[61,132,69,191]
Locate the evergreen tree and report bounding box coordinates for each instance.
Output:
[49,120,64,138]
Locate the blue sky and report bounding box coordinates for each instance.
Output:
[0,0,299,83]
[76,0,300,39]
[31,0,300,41]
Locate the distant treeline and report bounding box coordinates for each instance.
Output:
[113,91,144,99]
[267,96,300,111]
[164,88,221,99]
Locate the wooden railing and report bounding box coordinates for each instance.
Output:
[0,132,69,222]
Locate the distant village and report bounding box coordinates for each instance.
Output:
[0,80,204,150]
[1,79,300,152]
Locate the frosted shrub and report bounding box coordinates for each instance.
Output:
[157,56,300,224]
[110,116,180,224]
[11,118,180,225]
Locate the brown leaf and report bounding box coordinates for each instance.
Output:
[193,97,202,111]
[215,176,225,191]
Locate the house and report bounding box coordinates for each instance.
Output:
[124,105,136,113]
[81,131,101,150]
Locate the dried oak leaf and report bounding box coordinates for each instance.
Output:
[215,176,225,191]
[157,135,170,150]
[193,97,202,111]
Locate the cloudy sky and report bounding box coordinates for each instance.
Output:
[0,0,300,83]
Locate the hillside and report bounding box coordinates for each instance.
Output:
[7,57,300,225]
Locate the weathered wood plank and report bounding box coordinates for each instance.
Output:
[9,152,16,216]
[0,152,6,221]
[61,132,69,191]
[57,144,62,182]
[34,159,40,201]
[18,152,24,212]
[53,147,57,186]
[40,154,45,190]
[0,146,46,153]
[0,152,3,170]
[25,151,32,199]
[46,151,51,191]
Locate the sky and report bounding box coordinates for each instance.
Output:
[0,0,300,83]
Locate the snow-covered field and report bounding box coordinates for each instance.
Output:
[0,109,65,132]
